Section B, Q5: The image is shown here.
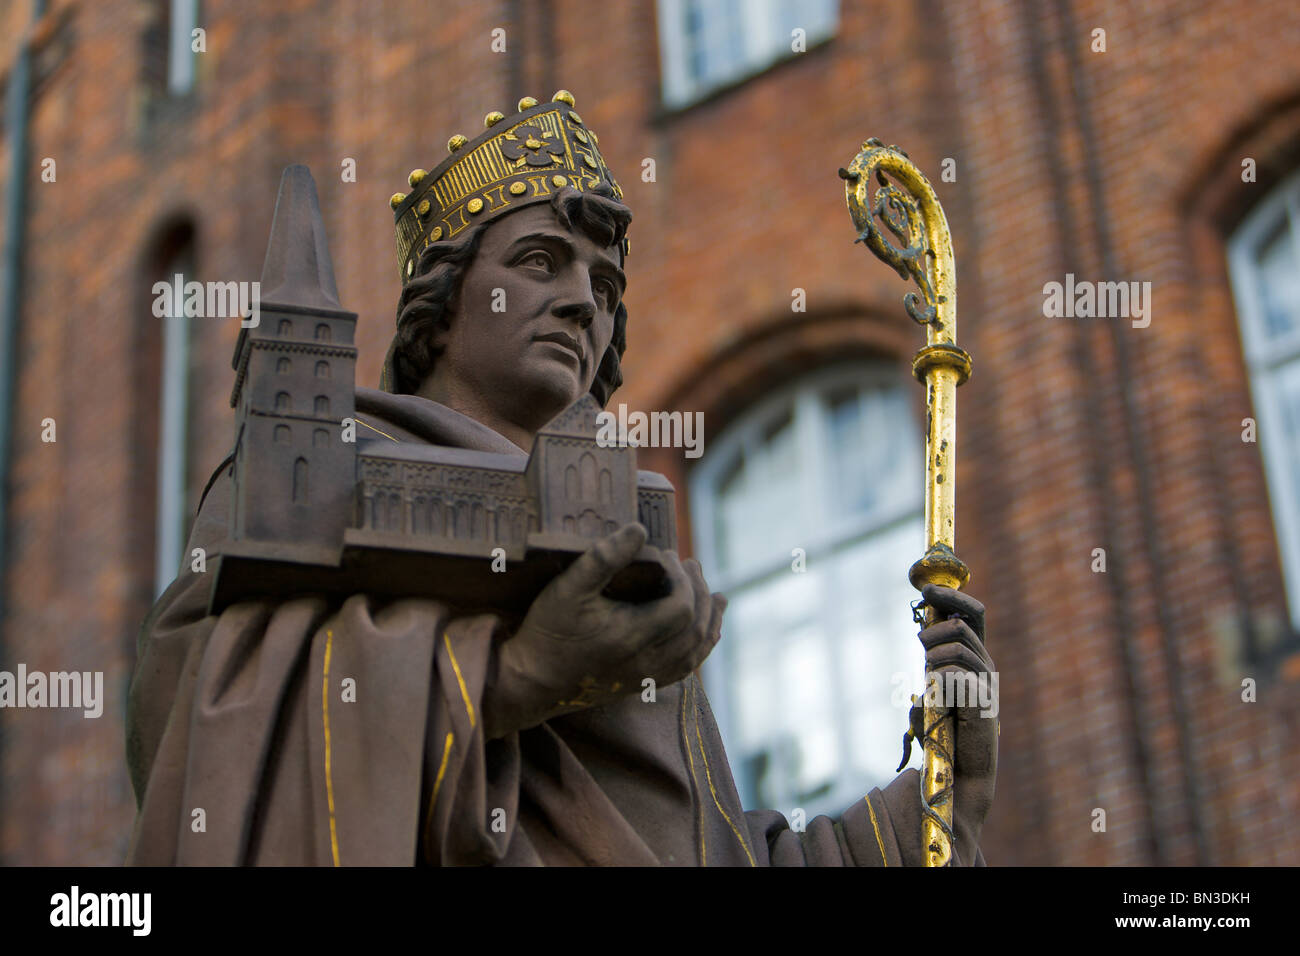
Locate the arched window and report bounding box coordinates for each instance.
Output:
[315,323,332,342]
[275,392,291,412]
[136,218,196,601]
[316,360,330,379]
[1228,168,1300,630]
[277,357,290,374]
[690,361,924,817]
[314,395,329,415]
[278,319,293,336]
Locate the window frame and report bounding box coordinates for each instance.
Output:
[1226,167,1300,631]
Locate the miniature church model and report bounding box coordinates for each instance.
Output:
[209,166,675,615]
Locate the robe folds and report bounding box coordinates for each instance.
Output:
[126,386,985,866]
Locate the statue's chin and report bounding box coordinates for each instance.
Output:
[507,372,583,429]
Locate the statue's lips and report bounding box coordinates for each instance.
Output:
[532,331,583,365]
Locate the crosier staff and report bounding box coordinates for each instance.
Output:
[840,140,972,868]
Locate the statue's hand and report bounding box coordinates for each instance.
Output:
[482,523,726,738]
[917,583,998,865]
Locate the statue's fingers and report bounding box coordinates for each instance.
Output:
[616,554,694,644]
[651,549,691,597]
[952,712,999,779]
[926,654,997,724]
[920,584,985,640]
[560,523,648,596]
[615,596,693,650]
[629,611,700,685]
[924,638,990,679]
[651,586,721,680]
[706,592,727,646]
[682,593,727,673]
[681,558,712,637]
[918,618,992,671]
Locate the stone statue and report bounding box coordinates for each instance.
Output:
[126,91,997,866]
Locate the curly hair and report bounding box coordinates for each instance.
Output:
[383,181,632,406]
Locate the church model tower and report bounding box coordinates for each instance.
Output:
[209,166,675,616]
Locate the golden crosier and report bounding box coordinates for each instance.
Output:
[843,140,972,868]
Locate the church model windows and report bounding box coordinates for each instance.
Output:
[561,453,616,536]
[293,457,308,503]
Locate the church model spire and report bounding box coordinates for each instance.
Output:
[228,165,359,563]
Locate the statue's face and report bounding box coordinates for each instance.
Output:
[428,203,624,439]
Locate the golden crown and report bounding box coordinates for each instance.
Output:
[390,90,625,284]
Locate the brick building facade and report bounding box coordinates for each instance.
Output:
[1,0,1298,866]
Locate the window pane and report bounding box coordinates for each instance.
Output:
[167,0,199,96]
[717,0,748,82]
[827,386,869,512]
[715,407,806,576]
[774,0,838,45]
[1273,361,1300,516]
[827,382,918,519]
[726,567,824,808]
[1256,216,1300,345]
[683,0,746,90]
[835,522,927,781]
[780,629,838,800]
[728,568,820,747]
[155,248,193,596]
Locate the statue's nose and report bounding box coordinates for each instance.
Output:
[552,286,596,329]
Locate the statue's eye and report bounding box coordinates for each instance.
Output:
[517,250,554,272]
[594,278,619,307]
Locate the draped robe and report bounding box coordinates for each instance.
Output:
[126,386,985,866]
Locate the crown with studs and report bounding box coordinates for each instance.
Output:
[390,90,626,284]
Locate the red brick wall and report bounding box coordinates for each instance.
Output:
[1,0,1297,866]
